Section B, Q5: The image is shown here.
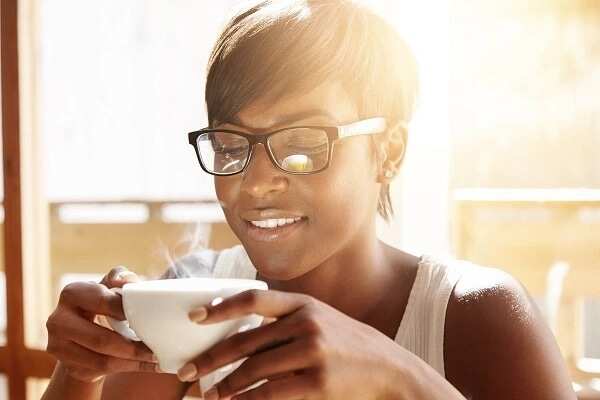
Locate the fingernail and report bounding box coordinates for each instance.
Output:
[116,271,138,282]
[189,307,207,323]
[177,363,197,382]
[204,387,219,400]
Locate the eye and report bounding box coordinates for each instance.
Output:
[217,146,246,155]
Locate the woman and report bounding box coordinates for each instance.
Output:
[42,1,576,399]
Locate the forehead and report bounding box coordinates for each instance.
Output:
[232,81,359,130]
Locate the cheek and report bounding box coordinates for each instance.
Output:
[311,142,379,227]
[214,176,240,215]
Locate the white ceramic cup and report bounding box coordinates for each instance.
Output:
[107,277,268,374]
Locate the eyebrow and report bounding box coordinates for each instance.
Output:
[227,109,339,129]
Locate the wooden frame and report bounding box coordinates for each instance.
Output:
[1,0,57,398]
[2,0,28,397]
[0,3,223,395]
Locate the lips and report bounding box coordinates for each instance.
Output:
[240,209,307,242]
[241,208,305,221]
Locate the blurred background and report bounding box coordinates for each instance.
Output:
[0,0,598,398]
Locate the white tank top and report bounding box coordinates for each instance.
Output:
[168,245,465,392]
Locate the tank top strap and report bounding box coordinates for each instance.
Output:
[394,255,464,377]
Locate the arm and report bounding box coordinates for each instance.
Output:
[381,349,467,399]
[444,267,576,399]
[41,362,193,400]
[42,268,166,400]
[178,290,467,400]
[100,372,192,400]
[42,362,103,400]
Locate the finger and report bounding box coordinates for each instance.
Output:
[60,281,126,320]
[228,372,318,400]
[55,339,158,375]
[189,289,312,324]
[216,338,316,398]
[60,312,156,362]
[100,266,140,288]
[181,316,301,381]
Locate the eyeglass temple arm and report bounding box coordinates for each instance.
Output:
[338,117,388,138]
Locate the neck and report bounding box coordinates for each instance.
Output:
[258,224,401,322]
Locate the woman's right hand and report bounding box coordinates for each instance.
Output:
[46,266,158,382]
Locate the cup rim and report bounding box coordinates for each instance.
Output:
[123,277,268,292]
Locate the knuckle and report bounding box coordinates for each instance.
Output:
[60,282,84,303]
[225,337,244,358]
[229,363,254,389]
[201,348,218,368]
[306,336,327,361]
[229,333,255,356]
[301,316,322,335]
[310,368,328,390]
[45,316,59,335]
[241,290,260,307]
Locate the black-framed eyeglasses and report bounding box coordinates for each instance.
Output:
[187,117,387,176]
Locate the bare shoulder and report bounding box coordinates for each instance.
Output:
[443,264,576,399]
[450,265,534,321]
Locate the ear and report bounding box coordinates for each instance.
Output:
[376,121,407,183]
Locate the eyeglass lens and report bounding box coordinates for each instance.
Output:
[196,128,330,174]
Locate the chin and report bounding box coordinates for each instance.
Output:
[245,247,312,281]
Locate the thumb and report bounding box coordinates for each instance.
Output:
[101,266,140,289]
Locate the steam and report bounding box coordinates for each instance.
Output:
[156,223,212,279]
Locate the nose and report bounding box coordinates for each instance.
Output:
[241,144,288,200]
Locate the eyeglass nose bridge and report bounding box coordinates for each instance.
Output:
[242,134,281,173]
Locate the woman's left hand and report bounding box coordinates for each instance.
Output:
[178,289,409,400]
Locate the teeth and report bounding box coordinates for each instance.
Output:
[249,217,302,229]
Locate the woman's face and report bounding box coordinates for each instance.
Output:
[214,81,382,280]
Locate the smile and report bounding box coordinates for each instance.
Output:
[244,216,307,242]
[249,217,303,229]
